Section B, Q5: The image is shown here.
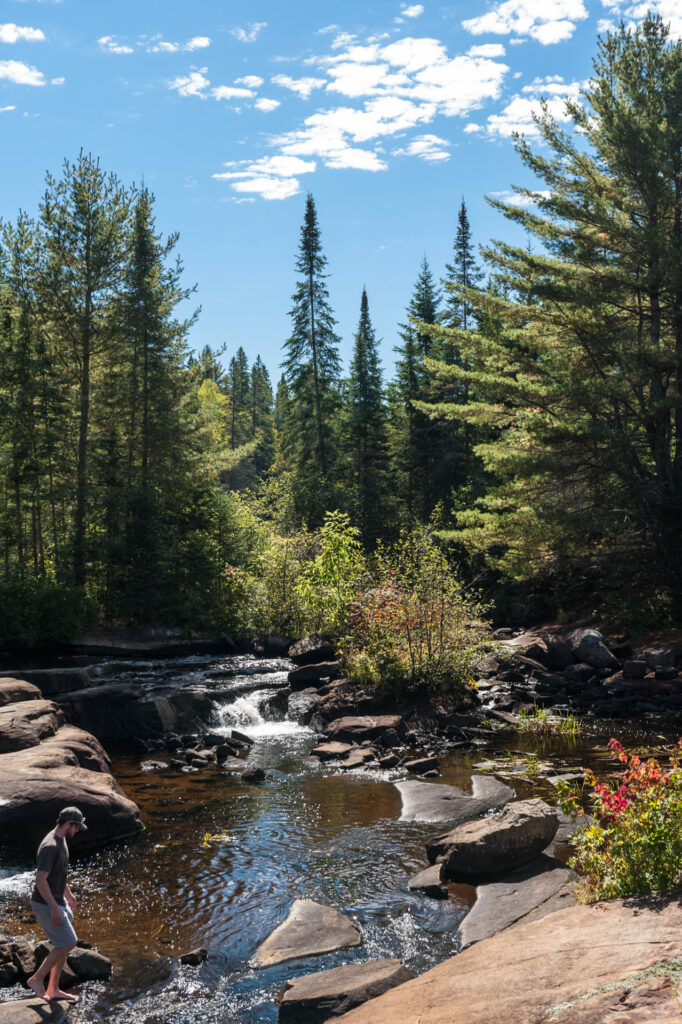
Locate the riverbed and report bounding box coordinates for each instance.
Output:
[0,652,668,1023]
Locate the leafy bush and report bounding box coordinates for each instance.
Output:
[0,574,96,649]
[346,527,491,692]
[558,739,682,901]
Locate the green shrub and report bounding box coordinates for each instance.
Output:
[0,574,96,649]
[558,739,682,901]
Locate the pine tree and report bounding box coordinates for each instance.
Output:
[250,355,275,480]
[282,193,341,524]
[426,15,682,597]
[344,289,389,545]
[443,200,484,333]
[390,257,440,519]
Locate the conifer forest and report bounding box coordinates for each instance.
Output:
[2,16,682,655]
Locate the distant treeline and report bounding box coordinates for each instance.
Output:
[2,14,682,637]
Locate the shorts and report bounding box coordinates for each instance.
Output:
[30,899,77,949]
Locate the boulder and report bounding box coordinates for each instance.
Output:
[264,633,290,655]
[312,742,353,762]
[278,959,413,1024]
[459,854,576,948]
[379,754,399,769]
[288,688,322,725]
[180,947,208,966]
[407,864,448,899]
[0,724,111,774]
[568,629,619,671]
[339,750,374,770]
[288,662,342,690]
[310,682,392,728]
[241,766,266,783]
[56,684,214,742]
[426,799,559,881]
[644,647,676,671]
[330,893,682,1024]
[544,636,576,671]
[325,716,405,744]
[0,678,42,706]
[0,700,63,753]
[255,899,362,967]
[66,945,112,981]
[289,636,335,665]
[0,998,69,1024]
[231,730,255,746]
[0,764,143,851]
[396,776,513,824]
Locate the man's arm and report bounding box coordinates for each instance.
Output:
[64,883,77,911]
[35,870,63,927]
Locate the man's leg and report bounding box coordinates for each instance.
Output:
[27,942,76,1001]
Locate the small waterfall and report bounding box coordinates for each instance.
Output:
[213,687,310,740]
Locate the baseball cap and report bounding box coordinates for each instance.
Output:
[58,806,88,831]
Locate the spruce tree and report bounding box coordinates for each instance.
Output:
[345,288,389,546]
[282,193,341,524]
[443,200,484,333]
[250,355,275,480]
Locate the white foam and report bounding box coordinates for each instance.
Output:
[213,689,311,740]
[0,869,33,896]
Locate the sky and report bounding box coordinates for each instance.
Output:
[0,0,679,381]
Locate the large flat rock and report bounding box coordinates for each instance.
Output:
[0,678,42,706]
[331,894,682,1024]
[0,997,69,1024]
[255,900,362,968]
[459,854,577,948]
[549,975,681,1022]
[278,958,413,1023]
[396,776,513,823]
[325,716,404,743]
[0,700,62,753]
[0,724,111,774]
[426,799,558,881]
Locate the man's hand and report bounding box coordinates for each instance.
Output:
[65,891,77,912]
[50,905,62,928]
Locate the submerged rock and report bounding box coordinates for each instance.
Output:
[426,799,558,881]
[396,776,513,824]
[255,899,362,967]
[277,959,413,1024]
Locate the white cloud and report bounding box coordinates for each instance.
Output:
[254,97,280,111]
[491,188,551,205]
[600,0,682,37]
[146,35,210,53]
[213,85,255,100]
[464,122,483,132]
[596,17,617,31]
[467,42,506,56]
[317,24,340,35]
[0,23,44,43]
[401,4,424,17]
[463,0,588,44]
[236,75,263,87]
[186,36,210,51]
[331,32,357,49]
[0,58,44,84]
[393,132,450,160]
[213,154,316,201]
[0,104,16,111]
[98,36,133,55]
[169,70,210,97]
[50,75,64,84]
[272,74,326,98]
[232,176,300,200]
[231,22,267,43]
[485,77,581,136]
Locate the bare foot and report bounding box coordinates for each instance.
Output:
[26,976,47,1000]
[46,989,79,1003]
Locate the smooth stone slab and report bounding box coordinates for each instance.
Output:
[549,975,680,1022]
[407,864,448,899]
[396,776,513,823]
[0,998,69,1024]
[312,741,353,761]
[325,716,405,743]
[255,899,362,967]
[278,958,413,1024]
[459,854,577,948]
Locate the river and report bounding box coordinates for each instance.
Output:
[0,651,660,1023]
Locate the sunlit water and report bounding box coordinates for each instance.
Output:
[0,653,671,1022]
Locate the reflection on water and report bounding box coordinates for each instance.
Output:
[0,652,668,1023]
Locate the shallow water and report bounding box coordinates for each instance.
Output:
[0,654,673,1022]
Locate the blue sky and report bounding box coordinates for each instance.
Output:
[0,0,677,380]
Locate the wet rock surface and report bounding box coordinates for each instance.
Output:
[255,900,362,967]
[277,958,413,1024]
[396,777,514,823]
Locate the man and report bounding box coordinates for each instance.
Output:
[26,806,87,1003]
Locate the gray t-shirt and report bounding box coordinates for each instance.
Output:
[31,829,69,905]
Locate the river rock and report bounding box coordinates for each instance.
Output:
[289,636,335,665]
[0,700,63,753]
[325,716,405,743]
[180,947,208,965]
[55,684,214,742]
[0,678,42,706]
[404,757,439,775]
[288,662,342,690]
[339,750,374,770]
[330,892,682,1024]
[241,765,265,782]
[426,799,559,880]
[0,724,111,774]
[644,647,676,671]
[231,730,254,746]
[278,959,413,1024]
[396,776,514,824]
[312,741,353,761]
[0,998,70,1024]
[66,945,113,980]
[459,854,577,948]
[219,756,246,773]
[544,636,576,670]
[288,688,321,725]
[255,899,362,967]
[407,864,448,899]
[379,754,399,769]
[0,762,143,850]
[567,629,619,671]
